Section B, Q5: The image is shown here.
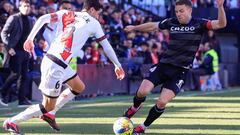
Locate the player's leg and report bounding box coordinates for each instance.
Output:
[124,64,162,118]
[47,65,85,115]
[41,75,85,131]
[37,56,64,131]
[3,56,64,134]
[134,88,175,133]
[40,96,61,131]
[48,74,85,115]
[134,67,187,134]
[123,79,154,118]
[3,95,56,134]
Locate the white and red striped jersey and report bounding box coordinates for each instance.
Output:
[47,10,105,64]
[27,10,121,68]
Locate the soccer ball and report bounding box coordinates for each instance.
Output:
[113,117,134,135]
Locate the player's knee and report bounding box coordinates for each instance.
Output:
[72,83,85,94]
[81,83,86,91]
[156,99,168,108]
[137,89,148,97]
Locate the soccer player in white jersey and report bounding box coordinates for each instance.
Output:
[2,0,125,134]
[43,0,73,50]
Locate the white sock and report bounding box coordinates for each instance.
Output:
[49,88,76,115]
[10,104,44,124]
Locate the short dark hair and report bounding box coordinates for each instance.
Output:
[60,0,71,5]
[83,0,102,11]
[19,0,30,6]
[175,0,192,7]
[59,0,72,10]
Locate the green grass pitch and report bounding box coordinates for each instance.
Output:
[1,87,240,135]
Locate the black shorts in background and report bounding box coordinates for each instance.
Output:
[145,62,188,95]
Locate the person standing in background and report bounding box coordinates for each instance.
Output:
[191,42,222,91]
[0,0,33,107]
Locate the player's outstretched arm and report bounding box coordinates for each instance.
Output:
[124,22,159,32]
[94,19,125,80]
[99,39,125,80]
[24,13,55,53]
[26,14,53,41]
[211,0,227,30]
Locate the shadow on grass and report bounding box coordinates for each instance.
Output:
[162,116,240,120]
[1,105,239,118]
[0,123,240,135]
[171,99,240,103]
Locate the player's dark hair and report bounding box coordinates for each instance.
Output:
[19,0,30,6]
[59,0,72,10]
[175,0,192,8]
[60,0,71,5]
[83,0,102,11]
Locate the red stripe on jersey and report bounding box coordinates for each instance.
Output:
[50,13,58,23]
[96,35,106,42]
[206,21,213,30]
[60,50,72,61]
[62,11,75,30]
[60,11,76,61]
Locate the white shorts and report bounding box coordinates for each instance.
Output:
[39,56,76,97]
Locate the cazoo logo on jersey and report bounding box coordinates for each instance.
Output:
[170,26,195,32]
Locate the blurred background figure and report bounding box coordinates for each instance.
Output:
[0,0,33,107]
[202,30,221,62]
[191,42,222,91]
[0,1,14,29]
[137,42,152,64]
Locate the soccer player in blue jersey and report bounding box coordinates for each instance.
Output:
[123,0,227,134]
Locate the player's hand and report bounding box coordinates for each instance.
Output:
[216,0,224,7]
[115,67,125,80]
[43,41,49,50]
[124,25,135,32]
[24,40,34,53]
[8,48,16,56]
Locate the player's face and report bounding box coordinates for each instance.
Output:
[19,2,31,15]
[60,3,72,10]
[89,7,102,20]
[175,5,192,24]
